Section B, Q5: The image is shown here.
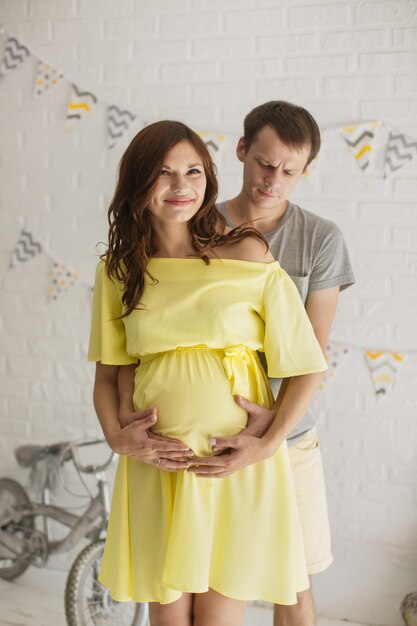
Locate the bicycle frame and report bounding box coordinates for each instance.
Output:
[0,470,110,557]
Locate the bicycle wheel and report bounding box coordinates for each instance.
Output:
[65,540,149,626]
[0,477,35,580]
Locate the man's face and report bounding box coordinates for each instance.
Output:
[237,125,310,210]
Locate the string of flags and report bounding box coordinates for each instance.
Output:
[2,30,417,172]
[1,30,415,400]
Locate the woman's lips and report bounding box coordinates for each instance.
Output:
[165,198,194,206]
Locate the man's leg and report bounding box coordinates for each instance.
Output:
[274,429,333,626]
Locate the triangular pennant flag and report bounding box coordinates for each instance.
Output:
[341,122,380,172]
[319,342,350,390]
[384,130,417,178]
[107,104,136,149]
[48,261,80,301]
[34,60,63,97]
[0,35,30,77]
[197,131,226,158]
[9,228,42,268]
[365,351,405,396]
[65,83,98,128]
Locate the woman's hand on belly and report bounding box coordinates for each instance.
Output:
[111,407,194,470]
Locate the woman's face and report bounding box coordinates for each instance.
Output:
[147,140,207,225]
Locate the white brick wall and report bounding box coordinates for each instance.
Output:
[0,1,416,625]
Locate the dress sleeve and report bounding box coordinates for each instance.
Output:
[261,265,328,378]
[88,260,137,365]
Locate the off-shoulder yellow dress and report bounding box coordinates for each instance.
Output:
[88,258,327,605]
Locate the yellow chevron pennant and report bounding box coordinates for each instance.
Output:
[34,61,63,98]
[47,261,80,301]
[65,83,98,128]
[341,122,381,173]
[364,351,405,396]
[196,131,225,159]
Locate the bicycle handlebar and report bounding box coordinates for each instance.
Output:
[65,439,115,475]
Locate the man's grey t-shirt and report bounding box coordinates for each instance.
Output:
[217,200,355,444]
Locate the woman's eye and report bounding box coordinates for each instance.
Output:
[188,168,202,175]
[160,169,170,176]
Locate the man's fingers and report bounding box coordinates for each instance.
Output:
[210,436,239,450]
[158,459,192,472]
[149,432,186,445]
[129,413,157,430]
[234,395,261,413]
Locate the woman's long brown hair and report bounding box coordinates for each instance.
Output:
[104,120,267,316]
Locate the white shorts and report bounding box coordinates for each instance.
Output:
[288,429,334,575]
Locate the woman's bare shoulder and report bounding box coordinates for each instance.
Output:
[220,233,274,263]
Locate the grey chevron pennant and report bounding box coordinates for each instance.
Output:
[0,36,30,77]
[384,130,417,178]
[107,105,136,149]
[10,229,42,268]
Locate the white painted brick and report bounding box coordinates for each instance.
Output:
[223,8,284,34]
[30,380,82,403]
[259,33,318,55]
[323,176,388,198]
[77,0,129,17]
[55,361,94,385]
[9,20,51,43]
[131,0,191,11]
[104,16,157,40]
[393,27,417,46]
[221,58,283,80]
[0,377,29,398]
[391,226,417,250]
[356,1,417,25]
[360,98,417,119]
[257,77,319,99]
[303,100,357,126]
[394,178,417,196]
[289,4,350,28]
[321,29,388,51]
[358,202,417,221]
[285,54,353,75]
[160,62,219,84]
[394,74,417,94]
[29,337,81,360]
[51,18,102,42]
[133,83,192,106]
[102,64,157,85]
[193,37,254,61]
[28,43,77,68]
[5,314,52,336]
[192,82,255,105]
[360,51,417,71]
[323,75,389,96]
[161,12,219,37]
[0,356,5,375]
[133,39,190,62]
[77,41,132,64]
[0,0,29,19]
[6,397,31,419]
[8,356,54,380]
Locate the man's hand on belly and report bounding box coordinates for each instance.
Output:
[187,433,274,478]
[233,396,275,438]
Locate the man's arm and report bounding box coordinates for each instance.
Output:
[188,286,339,477]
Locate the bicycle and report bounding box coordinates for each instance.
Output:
[0,438,149,626]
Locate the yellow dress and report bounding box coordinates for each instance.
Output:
[88,258,327,605]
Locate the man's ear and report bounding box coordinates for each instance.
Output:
[236,137,246,163]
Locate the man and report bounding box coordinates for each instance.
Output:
[213,100,355,625]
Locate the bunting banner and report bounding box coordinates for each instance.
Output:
[319,342,350,390]
[107,104,136,149]
[9,228,42,268]
[47,261,80,301]
[0,35,30,77]
[197,131,226,158]
[384,130,417,178]
[365,351,405,396]
[34,61,63,98]
[340,122,381,172]
[65,83,98,128]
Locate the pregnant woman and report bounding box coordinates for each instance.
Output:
[88,120,327,626]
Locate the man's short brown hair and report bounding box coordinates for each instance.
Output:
[243,101,321,167]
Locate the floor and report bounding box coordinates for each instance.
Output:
[0,567,369,626]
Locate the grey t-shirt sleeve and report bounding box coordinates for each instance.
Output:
[308,221,355,293]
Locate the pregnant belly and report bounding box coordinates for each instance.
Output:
[133,347,265,456]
